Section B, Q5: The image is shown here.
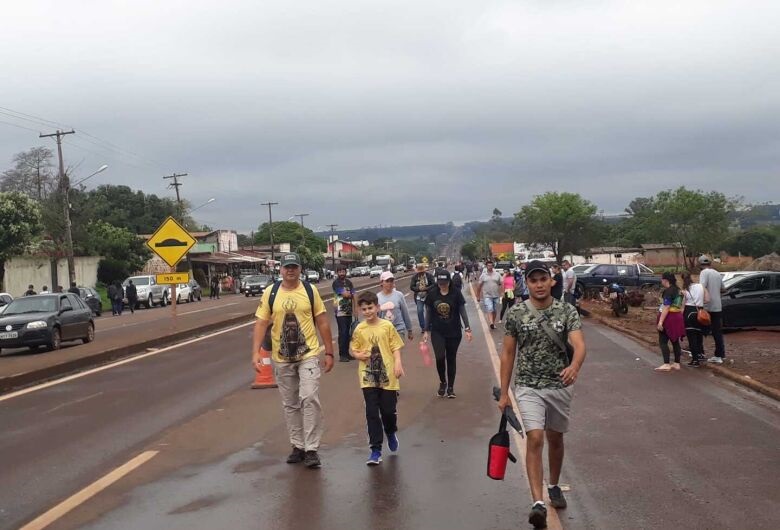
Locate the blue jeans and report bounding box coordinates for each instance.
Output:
[415,298,426,329]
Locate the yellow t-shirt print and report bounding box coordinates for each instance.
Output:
[350,319,404,391]
[255,284,326,363]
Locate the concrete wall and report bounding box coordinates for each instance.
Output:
[590,252,642,265]
[643,248,683,267]
[3,256,101,297]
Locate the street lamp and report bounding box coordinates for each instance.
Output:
[188,197,215,214]
[63,164,108,285]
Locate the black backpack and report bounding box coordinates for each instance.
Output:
[452,271,463,290]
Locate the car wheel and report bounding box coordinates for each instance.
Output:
[176,294,181,304]
[83,323,95,344]
[47,328,61,351]
[160,293,168,307]
[245,293,249,297]
[147,294,154,309]
[197,293,202,301]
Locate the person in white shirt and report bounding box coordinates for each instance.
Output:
[698,255,726,364]
[561,260,577,306]
[682,272,709,367]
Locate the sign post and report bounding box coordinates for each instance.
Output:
[145,216,197,316]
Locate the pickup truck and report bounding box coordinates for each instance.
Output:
[575,263,661,296]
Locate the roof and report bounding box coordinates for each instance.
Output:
[589,247,642,254]
[189,251,267,264]
[641,243,683,250]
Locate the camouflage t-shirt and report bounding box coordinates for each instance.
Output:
[504,299,582,389]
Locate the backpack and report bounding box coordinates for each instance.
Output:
[452,271,463,290]
[263,280,316,350]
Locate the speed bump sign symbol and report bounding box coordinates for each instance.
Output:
[146,216,197,267]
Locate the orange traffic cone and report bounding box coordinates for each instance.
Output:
[251,346,277,389]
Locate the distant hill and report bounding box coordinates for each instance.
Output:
[315,223,455,242]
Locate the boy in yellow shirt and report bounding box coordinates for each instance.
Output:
[351,291,405,465]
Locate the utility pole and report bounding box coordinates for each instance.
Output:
[327,224,338,271]
[261,201,279,266]
[295,213,309,245]
[40,129,76,285]
[163,173,188,219]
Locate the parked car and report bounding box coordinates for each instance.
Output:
[187,279,203,301]
[174,282,192,304]
[244,274,272,296]
[721,272,780,328]
[0,294,95,352]
[123,275,169,309]
[305,270,321,283]
[720,271,754,282]
[0,293,13,315]
[572,264,596,275]
[369,266,384,278]
[395,265,407,273]
[77,287,102,316]
[575,263,661,297]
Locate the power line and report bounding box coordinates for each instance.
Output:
[0,119,41,134]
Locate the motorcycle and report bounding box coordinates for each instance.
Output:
[603,282,629,317]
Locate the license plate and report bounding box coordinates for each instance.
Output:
[0,331,18,339]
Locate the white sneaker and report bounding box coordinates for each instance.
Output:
[707,356,724,364]
[654,363,672,372]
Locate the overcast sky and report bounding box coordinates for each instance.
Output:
[1,1,779,234]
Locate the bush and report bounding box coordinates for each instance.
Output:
[194,268,207,287]
[98,258,130,285]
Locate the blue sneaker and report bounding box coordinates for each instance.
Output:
[366,449,382,466]
[387,433,399,452]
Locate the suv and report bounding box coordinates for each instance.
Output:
[575,263,661,297]
[305,270,321,283]
[123,275,170,309]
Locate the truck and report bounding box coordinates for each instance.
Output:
[575,263,661,297]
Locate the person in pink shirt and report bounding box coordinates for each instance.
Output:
[499,269,516,323]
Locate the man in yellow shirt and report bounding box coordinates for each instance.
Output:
[350,291,405,466]
[252,253,334,468]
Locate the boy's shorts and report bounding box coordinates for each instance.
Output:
[483,296,500,313]
[515,386,574,433]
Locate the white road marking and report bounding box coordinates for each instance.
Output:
[19,450,159,530]
[0,279,407,403]
[44,392,104,414]
[467,283,564,530]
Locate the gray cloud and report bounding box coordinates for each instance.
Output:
[1,0,778,233]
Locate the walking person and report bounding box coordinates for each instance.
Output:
[698,255,726,364]
[410,263,435,330]
[209,274,220,300]
[126,279,138,314]
[67,281,80,295]
[377,271,413,342]
[451,265,464,291]
[655,272,685,372]
[551,264,564,301]
[350,290,405,466]
[681,272,708,367]
[332,265,357,362]
[476,259,502,329]
[24,285,36,296]
[107,282,118,315]
[561,260,577,306]
[498,261,586,529]
[111,280,124,316]
[252,253,334,468]
[422,269,472,398]
[499,269,516,323]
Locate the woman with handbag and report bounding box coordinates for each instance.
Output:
[681,272,709,367]
[655,272,686,372]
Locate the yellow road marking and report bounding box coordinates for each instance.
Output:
[468,283,564,530]
[19,450,159,530]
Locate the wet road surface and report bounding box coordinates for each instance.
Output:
[2,276,778,529]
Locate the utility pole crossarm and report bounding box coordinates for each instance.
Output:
[261,201,279,266]
[163,173,188,219]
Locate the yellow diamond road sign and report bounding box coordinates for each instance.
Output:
[146,216,197,268]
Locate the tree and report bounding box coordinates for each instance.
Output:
[515,192,602,263]
[722,227,778,258]
[460,240,479,260]
[297,245,325,271]
[608,197,669,247]
[254,221,327,253]
[237,233,254,248]
[653,187,735,269]
[1,147,56,201]
[0,192,43,261]
[84,220,150,275]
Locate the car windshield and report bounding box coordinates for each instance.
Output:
[247,275,269,283]
[3,296,57,315]
[126,277,149,286]
[723,275,756,289]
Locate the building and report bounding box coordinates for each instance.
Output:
[327,240,362,258]
[641,243,684,267]
[586,247,643,265]
[490,243,515,259]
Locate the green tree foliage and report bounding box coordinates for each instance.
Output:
[0,147,56,201]
[515,192,602,263]
[460,240,479,260]
[608,197,669,247]
[652,187,734,268]
[85,220,151,275]
[254,221,327,253]
[0,192,43,261]
[297,245,325,271]
[722,227,778,258]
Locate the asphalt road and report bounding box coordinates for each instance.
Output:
[1,276,778,530]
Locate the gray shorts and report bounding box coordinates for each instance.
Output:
[515,385,574,433]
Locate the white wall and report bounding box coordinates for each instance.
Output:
[4,256,101,296]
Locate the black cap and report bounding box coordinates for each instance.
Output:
[435,269,451,283]
[524,260,550,278]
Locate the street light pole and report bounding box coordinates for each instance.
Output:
[327,224,338,271]
[295,213,309,245]
[261,201,279,265]
[40,129,76,284]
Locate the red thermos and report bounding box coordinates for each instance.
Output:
[487,414,516,480]
[419,340,432,367]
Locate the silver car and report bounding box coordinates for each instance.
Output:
[123,275,169,309]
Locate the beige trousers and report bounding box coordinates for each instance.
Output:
[274,357,323,451]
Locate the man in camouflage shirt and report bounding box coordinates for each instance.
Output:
[498,261,586,529]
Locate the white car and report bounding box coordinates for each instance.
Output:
[394,265,406,273]
[305,270,321,283]
[174,282,192,303]
[369,266,384,278]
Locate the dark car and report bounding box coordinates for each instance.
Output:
[721,272,780,328]
[576,263,661,297]
[78,287,103,316]
[0,294,95,353]
[244,274,272,297]
[187,279,203,301]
